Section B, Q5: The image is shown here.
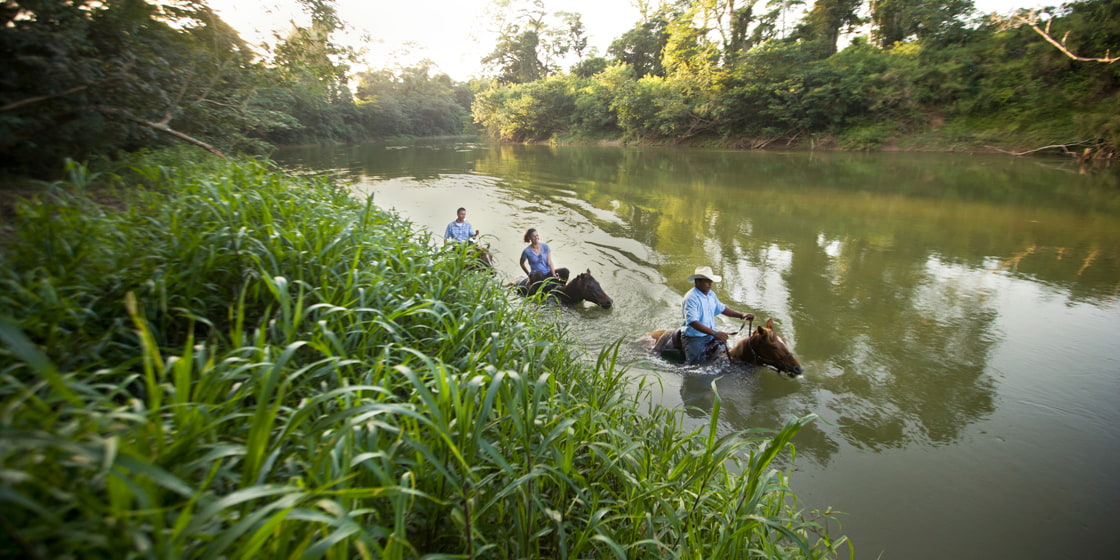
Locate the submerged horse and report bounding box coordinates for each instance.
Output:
[446,238,495,272]
[649,317,803,377]
[515,269,613,309]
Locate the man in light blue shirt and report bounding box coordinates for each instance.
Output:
[444,207,479,242]
[681,266,753,364]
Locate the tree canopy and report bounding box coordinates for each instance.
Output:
[2,0,1117,176]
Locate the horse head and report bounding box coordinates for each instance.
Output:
[558,269,613,308]
[729,317,803,377]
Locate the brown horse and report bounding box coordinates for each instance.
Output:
[550,269,613,308]
[649,317,802,377]
[515,269,613,309]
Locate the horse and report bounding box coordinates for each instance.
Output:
[445,238,495,272]
[649,317,803,377]
[514,269,613,309]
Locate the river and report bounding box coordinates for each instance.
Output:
[274,140,1120,560]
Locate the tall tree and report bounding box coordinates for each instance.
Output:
[797,0,863,56]
[483,0,588,82]
[482,29,546,83]
[269,0,353,104]
[608,17,671,77]
[871,0,974,48]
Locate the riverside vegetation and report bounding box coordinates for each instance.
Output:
[4,1,1118,179]
[0,149,848,559]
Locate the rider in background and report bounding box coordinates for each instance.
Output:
[444,207,479,242]
[519,228,569,286]
[681,266,753,364]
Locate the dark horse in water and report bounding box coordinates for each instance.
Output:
[515,269,613,309]
[649,317,803,377]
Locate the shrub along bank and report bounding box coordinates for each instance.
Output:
[0,149,846,559]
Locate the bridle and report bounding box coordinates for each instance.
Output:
[745,331,794,372]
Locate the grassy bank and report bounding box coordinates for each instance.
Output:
[0,149,847,559]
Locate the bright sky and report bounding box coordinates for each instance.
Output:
[207,0,1046,81]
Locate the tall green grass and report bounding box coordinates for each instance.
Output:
[0,149,848,559]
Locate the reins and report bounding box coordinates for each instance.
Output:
[723,317,753,361]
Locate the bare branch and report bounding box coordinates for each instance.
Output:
[95,107,225,157]
[138,118,225,157]
[985,141,1097,156]
[1012,12,1119,63]
[1,86,89,112]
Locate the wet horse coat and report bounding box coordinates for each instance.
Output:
[650,317,803,377]
[516,269,613,309]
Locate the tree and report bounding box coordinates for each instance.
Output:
[1009,5,1120,63]
[608,17,671,77]
[0,0,268,173]
[870,0,974,48]
[796,0,863,57]
[482,28,546,84]
[353,64,468,137]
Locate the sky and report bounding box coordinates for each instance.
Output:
[206,0,1047,81]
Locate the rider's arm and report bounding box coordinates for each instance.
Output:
[721,308,753,321]
[545,250,557,276]
[688,320,717,337]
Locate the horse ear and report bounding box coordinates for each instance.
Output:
[586,268,591,274]
[765,317,774,329]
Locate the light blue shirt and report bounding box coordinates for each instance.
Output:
[681,287,726,338]
[521,244,552,275]
[444,220,474,241]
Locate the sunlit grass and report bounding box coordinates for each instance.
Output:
[0,150,848,558]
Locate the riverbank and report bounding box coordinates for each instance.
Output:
[0,148,848,558]
[544,125,1117,163]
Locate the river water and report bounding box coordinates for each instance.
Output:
[274,140,1120,560]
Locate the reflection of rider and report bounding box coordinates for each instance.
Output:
[519,228,569,284]
[444,207,479,242]
[681,266,753,364]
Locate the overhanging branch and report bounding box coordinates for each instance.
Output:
[1013,12,1118,63]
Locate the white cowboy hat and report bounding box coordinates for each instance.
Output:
[687,266,722,283]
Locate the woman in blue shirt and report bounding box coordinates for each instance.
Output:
[519,228,569,285]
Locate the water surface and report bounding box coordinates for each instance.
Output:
[275,141,1120,560]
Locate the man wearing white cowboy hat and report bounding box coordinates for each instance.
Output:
[681,266,754,364]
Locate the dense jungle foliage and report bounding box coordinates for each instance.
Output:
[0,0,473,176]
[0,149,846,558]
[2,0,1116,177]
[473,0,1120,154]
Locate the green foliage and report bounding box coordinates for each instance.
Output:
[0,0,475,176]
[571,56,609,78]
[472,0,1120,155]
[0,149,846,558]
[871,0,974,48]
[607,17,671,78]
[353,66,469,138]
[0,0,273,174]
[472,76,577,142]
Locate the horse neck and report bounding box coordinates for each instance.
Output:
[553,278,582,302]
[735,332,764,365]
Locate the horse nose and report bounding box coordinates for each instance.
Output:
[788,365,804,377]
[601,300,613,309]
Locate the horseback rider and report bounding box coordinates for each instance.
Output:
[444,207,479,242]
[519,228,569,290]
[680,266,753,364]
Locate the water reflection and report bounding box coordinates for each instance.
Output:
[275,140,1120,559]
[275,141,1120,463]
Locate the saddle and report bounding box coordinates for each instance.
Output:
[657,328,724,364]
